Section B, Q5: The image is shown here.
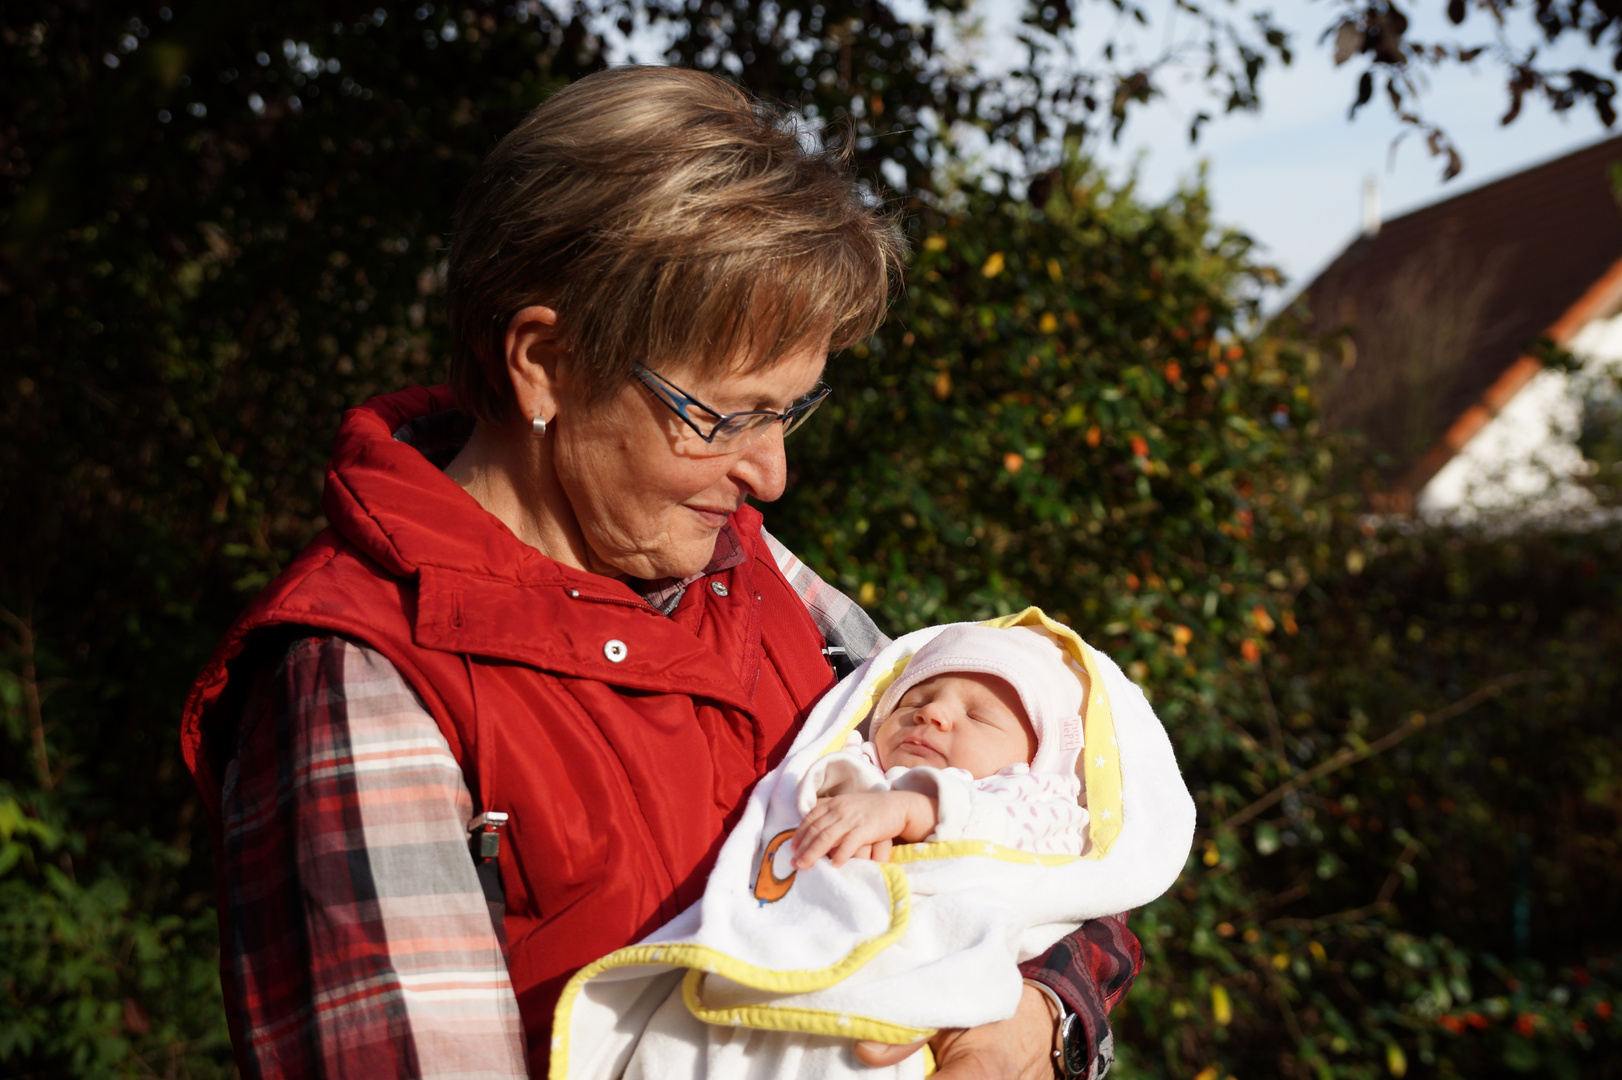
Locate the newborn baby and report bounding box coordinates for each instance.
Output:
[792,623,1091,870]
[551,612,1199,1080]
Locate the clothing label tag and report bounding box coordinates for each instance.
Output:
[1062,715,1084,750]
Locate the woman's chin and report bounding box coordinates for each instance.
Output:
[601,537,720,583]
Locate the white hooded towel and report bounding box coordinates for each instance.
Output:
[549,608,1195,1080]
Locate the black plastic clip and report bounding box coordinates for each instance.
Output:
[468,811,509,859]
[467,811,509,908]
[821,645,851,677]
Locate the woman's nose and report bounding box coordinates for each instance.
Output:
[728,423,789,502]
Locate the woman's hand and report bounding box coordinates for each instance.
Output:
[854,983,1059,1080]
[791,791,937,868]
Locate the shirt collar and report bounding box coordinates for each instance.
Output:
[632,524,747,614]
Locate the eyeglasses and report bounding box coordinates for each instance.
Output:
[633,365,831,450]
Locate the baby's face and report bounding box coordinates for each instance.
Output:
[872,672,1037,779]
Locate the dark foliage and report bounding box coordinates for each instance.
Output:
[2,2,1619,1077]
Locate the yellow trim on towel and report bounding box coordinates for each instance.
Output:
[979,608,1123,858]
[549,862,916,1080]
[817,654,914,758]
[682,970,937,1044]
[887,839,1079,866]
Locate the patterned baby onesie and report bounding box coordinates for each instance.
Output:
[797,734,1091,857]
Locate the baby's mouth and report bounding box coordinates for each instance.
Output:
[897,738,945,762]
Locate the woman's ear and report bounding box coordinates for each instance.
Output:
[504,305,565,424]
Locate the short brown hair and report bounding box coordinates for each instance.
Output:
[446,66,905,422]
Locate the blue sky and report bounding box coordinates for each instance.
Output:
[1036,1,1616,295]
[614,1,1617,296]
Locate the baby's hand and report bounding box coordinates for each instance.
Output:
[792,791,937,869]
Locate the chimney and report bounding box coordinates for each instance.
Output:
[1362,174,1381,237]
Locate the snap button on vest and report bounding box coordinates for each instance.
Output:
[603,639,628,662]
[710,581,729,597]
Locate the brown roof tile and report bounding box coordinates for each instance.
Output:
[1298,134,1622,488]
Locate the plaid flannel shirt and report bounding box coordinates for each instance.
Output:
[220,527,1142,1078]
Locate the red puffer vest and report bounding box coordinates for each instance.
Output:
[180,385,837,1074]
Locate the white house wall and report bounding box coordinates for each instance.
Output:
[1417,311,1622,524]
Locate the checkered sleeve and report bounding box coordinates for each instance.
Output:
[760,526,890,673]
[220,635,527,1080]
[1019,913,1144,1080]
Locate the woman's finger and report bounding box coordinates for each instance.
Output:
[929,984,1057,1080]
[853,1038,928,1067]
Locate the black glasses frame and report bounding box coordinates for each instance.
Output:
[633,365,831,445]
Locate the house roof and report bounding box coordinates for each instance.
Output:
[1297,134,1622,501]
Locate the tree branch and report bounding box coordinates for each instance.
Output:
[1267,837,1423,931]
[1254,665,1290,777]
[1215,670,1538,834]
[0,604,53,793]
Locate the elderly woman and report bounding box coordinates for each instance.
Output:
[182,67,1141,1080]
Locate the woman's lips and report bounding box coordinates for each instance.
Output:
[686,504,734,529]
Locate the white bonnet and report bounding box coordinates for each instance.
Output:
[870,624,1087,778]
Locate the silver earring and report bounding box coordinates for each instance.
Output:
[531,415,548,436]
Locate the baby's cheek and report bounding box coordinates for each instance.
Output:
[871,727,898,768]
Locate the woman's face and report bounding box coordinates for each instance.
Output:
[550,342,828,581]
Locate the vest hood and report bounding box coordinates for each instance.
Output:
[322,385,600,589]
